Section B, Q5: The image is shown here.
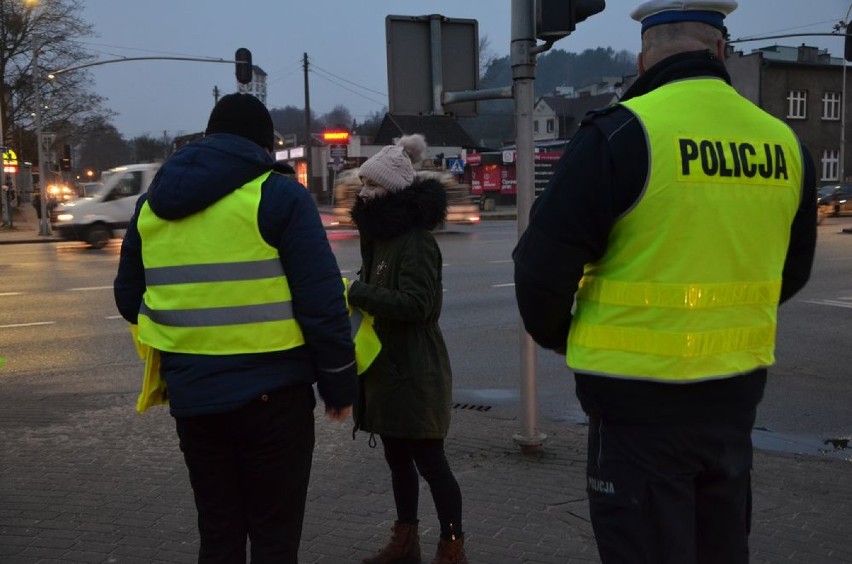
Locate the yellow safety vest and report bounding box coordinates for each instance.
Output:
[567,78,803,381]
[137,171,305,355]
[343,278,381,375]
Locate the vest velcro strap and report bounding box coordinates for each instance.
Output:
[577,277,781,309]
[349,308,363,339]
[145,258,284,286]
[140,300,294,327]
[571,321,776,358]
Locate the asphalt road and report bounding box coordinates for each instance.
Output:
[1,216,850,456]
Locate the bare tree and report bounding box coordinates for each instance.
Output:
[0,0,111,163]
[76,115,130,174]
[317,105,352,131]
[479,34,498,78]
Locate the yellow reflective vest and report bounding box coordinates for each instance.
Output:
[567,78,803,381]
[343,277,381,375]
[136,171,305,354]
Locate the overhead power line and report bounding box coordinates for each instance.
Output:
[310,60,387,97]
[309,68,386,107]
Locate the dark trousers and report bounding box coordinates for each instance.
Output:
[175,384,316,564]
[578,377,761,564]
[380,436,463,540]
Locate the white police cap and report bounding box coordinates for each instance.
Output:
[631,0,737,33]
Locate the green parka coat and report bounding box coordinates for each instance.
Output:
[348,177,452,439]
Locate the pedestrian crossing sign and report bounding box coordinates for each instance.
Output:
[448,158,464,174]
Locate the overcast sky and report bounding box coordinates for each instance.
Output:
[77,1,851,140]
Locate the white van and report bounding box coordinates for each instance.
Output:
[51,163,160,248]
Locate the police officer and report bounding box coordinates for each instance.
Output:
[513,2,817,563]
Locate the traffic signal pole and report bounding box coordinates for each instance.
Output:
[511,0,547,453]
[412,1,607,453]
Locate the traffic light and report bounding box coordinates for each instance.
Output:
[535,0,606,41]
[60,144,71,172]
[235,47,253,84]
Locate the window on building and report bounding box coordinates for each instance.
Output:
[546,119,555,133]
[533,120,539,134]
[821,149,839,181]
[786,90,807,119]
[822,91,841,120]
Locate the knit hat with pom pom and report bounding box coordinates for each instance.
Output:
[359,134,427,192]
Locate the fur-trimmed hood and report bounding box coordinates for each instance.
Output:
[350,177,448,239]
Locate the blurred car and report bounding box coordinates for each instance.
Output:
[46,183,77,202]
[817,183,852,217]
[331,168,480,228]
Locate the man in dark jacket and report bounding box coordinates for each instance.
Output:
[114,93,356,563]
[513,2,816,563]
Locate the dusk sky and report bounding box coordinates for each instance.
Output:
[76,1,852,140]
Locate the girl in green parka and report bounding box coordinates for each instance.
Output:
[348,134,468,564]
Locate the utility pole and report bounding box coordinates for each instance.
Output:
[303,53,313,193]
[33,35,50,236]
[511,0,546,453]
[213,85,220,105]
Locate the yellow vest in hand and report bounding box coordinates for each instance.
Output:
[343,277,381,375]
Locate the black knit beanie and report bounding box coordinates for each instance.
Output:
[205,93,274,151]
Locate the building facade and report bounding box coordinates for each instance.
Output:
[727,44,848,183]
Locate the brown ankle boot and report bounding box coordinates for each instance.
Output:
[362,520,421,564]
[431,535,467,564]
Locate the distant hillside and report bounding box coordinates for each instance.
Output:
[460,46,637,147]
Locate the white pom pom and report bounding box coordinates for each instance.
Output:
[397,134,427,164]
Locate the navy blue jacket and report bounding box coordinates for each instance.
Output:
[114,133,356,417]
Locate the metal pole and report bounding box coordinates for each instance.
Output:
[33,35,50,236]
[1,79,7,226]
[303,53,313,194]
[430,15,445,115]
[511,0,546,453]
[842,59,846,182]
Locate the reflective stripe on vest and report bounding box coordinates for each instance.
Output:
[137,171,305,355]
[566,78,802,382]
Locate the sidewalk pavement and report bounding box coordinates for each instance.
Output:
[0,389,850,563]
[0,203,62,245]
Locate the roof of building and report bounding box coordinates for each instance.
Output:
[741,44,842,66]
[539,92,618,119]
[371,114,476,148]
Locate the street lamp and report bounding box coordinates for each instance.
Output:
[32,35,50,236]
[836,3,852,184]
[24,0,50,235]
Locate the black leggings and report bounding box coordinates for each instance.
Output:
[380,436,463,540]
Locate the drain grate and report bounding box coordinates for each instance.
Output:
[823,438,850,450]
[452,403,492,412]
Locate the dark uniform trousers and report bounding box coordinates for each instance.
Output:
[175,383,316,564]
[577,372,766,564]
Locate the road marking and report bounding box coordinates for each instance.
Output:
[492,283,515,288]
[105,315,123,320]
[489,260,512,264]
[67,286,113,292]
[0,321,56,329]
[0,292,23,296]
[803,299,852,309]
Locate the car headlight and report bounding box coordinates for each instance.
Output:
[56,213,74,222]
